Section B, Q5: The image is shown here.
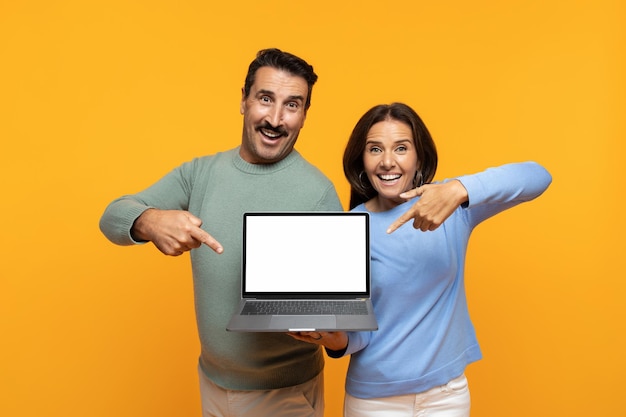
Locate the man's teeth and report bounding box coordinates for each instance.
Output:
[262,129,281,138]
[379,174,401,181]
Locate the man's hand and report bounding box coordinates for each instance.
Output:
[288,331,349,352]
[386,180,469,234]
[131,209,224,256]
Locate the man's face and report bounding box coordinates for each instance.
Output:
[239,66,309,164]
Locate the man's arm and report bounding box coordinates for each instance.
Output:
[99,158,223,255]
[131,208,223,256]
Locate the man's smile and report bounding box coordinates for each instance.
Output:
[257,123,286,140]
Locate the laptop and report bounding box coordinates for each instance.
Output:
[226,212,378,332]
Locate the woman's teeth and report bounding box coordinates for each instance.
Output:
[378,174,401,181]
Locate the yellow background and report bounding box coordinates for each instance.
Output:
[1,1,624,416]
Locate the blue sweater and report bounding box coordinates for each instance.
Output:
[339,162,552,399]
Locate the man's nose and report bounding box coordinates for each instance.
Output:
[266,105,283,127]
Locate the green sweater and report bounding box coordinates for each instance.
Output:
[99,147,343,390]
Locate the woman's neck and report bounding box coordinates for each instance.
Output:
[364,195,405,212]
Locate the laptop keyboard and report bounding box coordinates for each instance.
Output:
[242,300,368,315]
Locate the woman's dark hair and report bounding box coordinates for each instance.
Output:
[343,102,438,209]
[243,48,318,111]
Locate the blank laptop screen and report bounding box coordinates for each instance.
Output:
[243,213,369,294]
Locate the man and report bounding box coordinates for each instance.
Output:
[99,48,342,417]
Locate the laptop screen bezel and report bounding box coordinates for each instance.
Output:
[241,212,371,299]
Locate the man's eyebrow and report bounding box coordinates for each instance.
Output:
[256,89,304,102]
[287,94,305,102]
[256,89,275,97]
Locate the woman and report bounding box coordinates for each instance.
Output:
[290,102,552,416]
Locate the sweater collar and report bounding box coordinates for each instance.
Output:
[231,147,301,174]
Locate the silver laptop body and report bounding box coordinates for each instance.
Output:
[226,212,378,332]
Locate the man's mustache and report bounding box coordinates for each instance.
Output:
[256,122,287,137]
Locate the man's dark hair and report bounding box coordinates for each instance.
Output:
[243,48,318,110]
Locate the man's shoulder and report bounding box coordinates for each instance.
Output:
[287,151,331,179]
[182,148,236,169]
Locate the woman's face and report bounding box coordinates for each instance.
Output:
[362,119,419,211]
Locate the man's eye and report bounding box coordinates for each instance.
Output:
[260,96,271,103]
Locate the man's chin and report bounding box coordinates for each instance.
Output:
[255,148,290,164]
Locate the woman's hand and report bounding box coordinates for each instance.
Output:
[386,180,469,234]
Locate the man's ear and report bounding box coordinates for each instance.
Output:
[240,87,246,114]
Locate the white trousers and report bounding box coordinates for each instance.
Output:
[344,374,470,417]
[198,366,324,417]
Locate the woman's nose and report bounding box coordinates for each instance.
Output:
[380,153,395,168]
